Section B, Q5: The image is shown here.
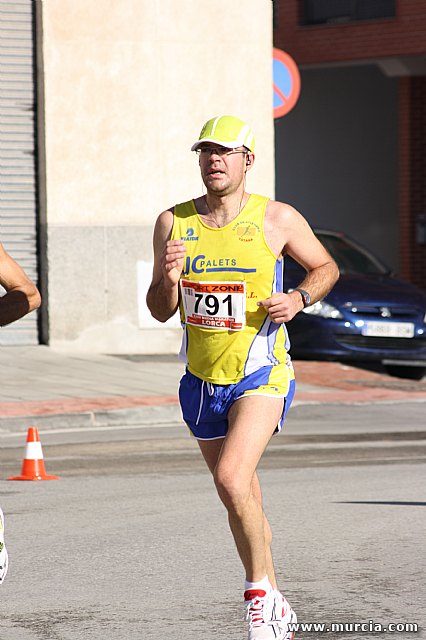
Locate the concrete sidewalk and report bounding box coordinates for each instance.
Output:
[0,346,425,432]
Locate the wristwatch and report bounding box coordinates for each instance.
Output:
[294,288,311,308]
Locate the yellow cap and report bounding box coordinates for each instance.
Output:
[191,115,255,152]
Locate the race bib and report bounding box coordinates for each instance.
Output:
[181,279,246,331]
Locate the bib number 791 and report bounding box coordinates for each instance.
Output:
[194,293,232,316]
[181,279,246,331]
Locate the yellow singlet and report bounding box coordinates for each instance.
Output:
[171,194,291,384]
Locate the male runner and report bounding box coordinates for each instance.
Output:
[147,115,339,639]
[0,241,41,583]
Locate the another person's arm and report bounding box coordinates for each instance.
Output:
[0,243,41,327]
[146,210,187,322]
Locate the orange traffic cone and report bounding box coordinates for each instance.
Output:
[8,426,59,481]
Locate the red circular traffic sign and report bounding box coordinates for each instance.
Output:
[273,48,301,118]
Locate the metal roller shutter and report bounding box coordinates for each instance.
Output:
[0,0,39,344]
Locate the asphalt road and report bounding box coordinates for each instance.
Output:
[0,403,425,639]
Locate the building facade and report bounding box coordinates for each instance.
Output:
[1,1,424,352]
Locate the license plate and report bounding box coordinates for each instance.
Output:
[362,321,415,338]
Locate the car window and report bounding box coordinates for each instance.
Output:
[316,233,389,275]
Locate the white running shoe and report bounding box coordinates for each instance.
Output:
[270,590,297,640]
[0,507,8,584]
[244,589,288,640]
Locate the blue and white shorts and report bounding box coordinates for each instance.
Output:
[179,363,296,440]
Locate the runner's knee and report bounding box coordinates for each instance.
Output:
[214,467,251,512]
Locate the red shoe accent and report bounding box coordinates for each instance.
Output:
[244,589,267,601]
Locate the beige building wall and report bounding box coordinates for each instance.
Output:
[39,0,274,352]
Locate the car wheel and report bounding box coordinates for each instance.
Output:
[385,365,426,380]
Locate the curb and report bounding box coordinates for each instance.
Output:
[0,404,184,433]
[1,394,426,434]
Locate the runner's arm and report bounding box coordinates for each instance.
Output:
[284,205,339,305]
[259,203,339,323]
[0,243,41,326]
[146,210,187,323]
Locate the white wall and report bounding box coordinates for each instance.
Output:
[40,0,274,352]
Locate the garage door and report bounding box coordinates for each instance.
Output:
[0,0,39,344]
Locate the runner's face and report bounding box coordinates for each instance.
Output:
[198,144,248,196]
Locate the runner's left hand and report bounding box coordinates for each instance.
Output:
[257,292,303,323]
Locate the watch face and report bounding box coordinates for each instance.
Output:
[297,289,310,307]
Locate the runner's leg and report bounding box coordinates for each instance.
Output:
[198,395,283,583]
[197,438,277,588]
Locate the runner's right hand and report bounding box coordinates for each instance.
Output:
[161,240,187,288]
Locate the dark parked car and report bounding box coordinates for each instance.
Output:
[285,230,426,380]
